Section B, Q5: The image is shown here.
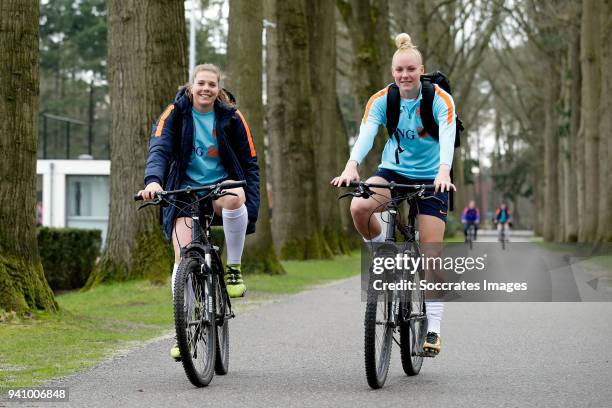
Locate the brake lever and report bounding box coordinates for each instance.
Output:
[215,191,238,199]
[138,196,162,210]
[338,192,356,200]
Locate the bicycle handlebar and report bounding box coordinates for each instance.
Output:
[133,180,247,201]
[346,180,436,191]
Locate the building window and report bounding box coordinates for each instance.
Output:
[66,175,109,242]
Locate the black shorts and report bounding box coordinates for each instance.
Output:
[173,193,216,220]
[373,168,449,222]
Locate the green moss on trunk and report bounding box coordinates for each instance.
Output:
[280,231,333,260]
[241,250,285,275]
[322,227,353,256]
[84,229,172,290]
[0,253,57,314]
[131,229,173,284]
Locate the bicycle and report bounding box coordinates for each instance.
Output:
[134,180,245,387]
[465,222,476,250]
[338,180,436,389]
[496,222,509,250]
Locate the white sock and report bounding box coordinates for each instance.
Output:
[364,231,385,243]
[171,263,178,298]
[425,301,444,334]
[223,205,248,265]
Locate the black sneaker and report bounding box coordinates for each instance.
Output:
[423,331,441,356]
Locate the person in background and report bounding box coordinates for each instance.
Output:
[461,200,480,240]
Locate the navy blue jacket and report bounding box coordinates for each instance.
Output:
[144,87,260,240]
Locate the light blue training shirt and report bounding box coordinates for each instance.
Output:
[349,83,457,180]
[182,108,228,188]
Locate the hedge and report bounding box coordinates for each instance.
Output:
[37,227,102,291]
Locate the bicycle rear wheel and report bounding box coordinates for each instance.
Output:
[174,257,216,387]
[214,272,230,375]
[364,273,394,389]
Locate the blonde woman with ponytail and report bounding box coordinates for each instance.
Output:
[138,63,260,360]
[332,33,458,356]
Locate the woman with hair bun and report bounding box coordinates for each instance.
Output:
[138,63,260,360]
[332,33,458,356]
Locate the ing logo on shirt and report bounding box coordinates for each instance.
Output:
[417,126,430,138]
[394,128,417,140]
[208,147,219,158]
[192,145,219,158]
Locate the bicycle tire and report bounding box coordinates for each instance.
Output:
[364,273,394,389]
[174,257,216,387]
[214,272,230,375]
[399,263,426,376]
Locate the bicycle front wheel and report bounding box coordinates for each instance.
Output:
[400,269,426,375]
[364,274,394,389]
[214,272,230,375]
[174,257,216,387]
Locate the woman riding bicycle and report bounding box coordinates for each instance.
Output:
[493,202,512,241]
[138,64,259,319]
[331,33,457,356]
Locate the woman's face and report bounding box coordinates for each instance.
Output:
[191,70,219,112]
[391,50,424,97]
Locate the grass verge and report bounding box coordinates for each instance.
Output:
[0,252,360,392]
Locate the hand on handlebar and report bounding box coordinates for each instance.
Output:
[331,160,360,187]
[137,182,163,201]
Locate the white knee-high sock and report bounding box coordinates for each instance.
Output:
[364,231,385,243]
[425,301,444,334]
[171,263,178,298]
[223,205,248,265]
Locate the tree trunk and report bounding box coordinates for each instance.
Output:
[580,0,601,242]
[306,0,350,255]
[267,0,330,259]
[336,96,362,249]
[543,59,560,241]
[337,0,391,176]
[0,0,57,314]
[226,0,284,274]
[565,16,581,242]
[86,0,186,287]
[597,0,611,241]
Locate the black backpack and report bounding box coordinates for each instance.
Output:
[385,71,464,211]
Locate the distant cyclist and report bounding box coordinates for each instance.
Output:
[332,33,458,356]
[493,202,512,241]
[461,200,480,240]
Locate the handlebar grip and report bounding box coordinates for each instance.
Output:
[219,180,247,189]
[134,194,144,201]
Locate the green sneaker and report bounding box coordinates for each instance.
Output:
[170,341,181,361]
[225,265,246,298]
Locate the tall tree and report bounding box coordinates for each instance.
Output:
[562,4,581,242]
[226,0,284,273]
[267,0,330,259]
[86,0,187,286]
[337,0,391,175]
[0,0,57,313]
[307,0,351,255]
[597,0,611,241]
[579,0,600,241]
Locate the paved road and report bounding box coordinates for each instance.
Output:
[16,269,611,408]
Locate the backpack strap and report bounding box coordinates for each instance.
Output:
[419,76,439,140]
[385,84,404,164]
